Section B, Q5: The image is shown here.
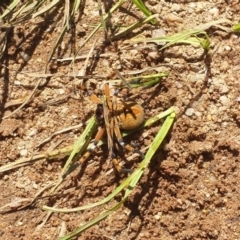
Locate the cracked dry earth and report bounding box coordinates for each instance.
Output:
[0,1,240,240]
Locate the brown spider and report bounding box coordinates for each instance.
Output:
[62,81,145,178]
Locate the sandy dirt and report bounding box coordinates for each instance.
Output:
[0,0,240,239]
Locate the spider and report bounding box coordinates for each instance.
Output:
[62,80,145,178]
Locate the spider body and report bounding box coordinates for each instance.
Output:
[95,101,144,130]
[62,83,145,178]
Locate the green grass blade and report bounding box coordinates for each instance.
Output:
[233,23,240,32]
[128,74,167,88]
[110,72,168,88]
[132,0,156,24]
[50,116,97,193]
[59,200,124,240]
[112,14,158,40]
[43,162,143,213]
[10,1,37,22]
[44,0,81,69]
[132,29,210,51]
[129,19,232,51]
[11,1,46,25]
[32,0,61,18]
[0,0,20,20]
[144,112,175,160]
[45,24,67,71]
[71,0,81,17]
[61,116,97,176]
[124,110,175,199]
[74,0,125,57]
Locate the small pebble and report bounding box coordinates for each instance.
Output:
[20,149,28,157]
[209,7,219,17]
[194,111,202,117]
[130,49,138,55]
[16,182,26,189]
[151,28,166,38]
[102,59,110,67]
[175,81,183,89]
[189,2,195,8]
[177,199,183,205]
[220,61,230,72]
[171,4,181,12]
[221,122,228,127]
[148,51,159,59]
[32,182,38,189]
[220,85,229,94]
[219,96,231,106]
[164,13,183,24]
[16,221,24,226]
[20,52,30,62]
[154,214,161,220]
[14,80,21,86]
[177,89,184,95]
[185,108,194,116]
[224,45,231,51]
[154,212,162,220]
[151,29,166,46]
[36,58,42,63]
[59,89,65,94]
[28,128,37,136]
[71,115,78,119]
[61,107,68,114]
[148,0,158,5]
[3,175,9,180]
[209,175,217,183]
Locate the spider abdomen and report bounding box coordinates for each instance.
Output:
[117,101,145,131]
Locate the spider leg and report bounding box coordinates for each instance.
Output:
[113,118,144,173]
[112,157,132,173]
[78,85,102,104]
[106,83,144,173]
[62,126,105,179]
[114,121,144,158]
[103,83,114,157]
[105,84,130,173]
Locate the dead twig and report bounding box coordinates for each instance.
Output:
[3,77,43,119]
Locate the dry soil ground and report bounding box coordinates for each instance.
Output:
[0,0,240,240]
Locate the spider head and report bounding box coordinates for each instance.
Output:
[95,104,104,125]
